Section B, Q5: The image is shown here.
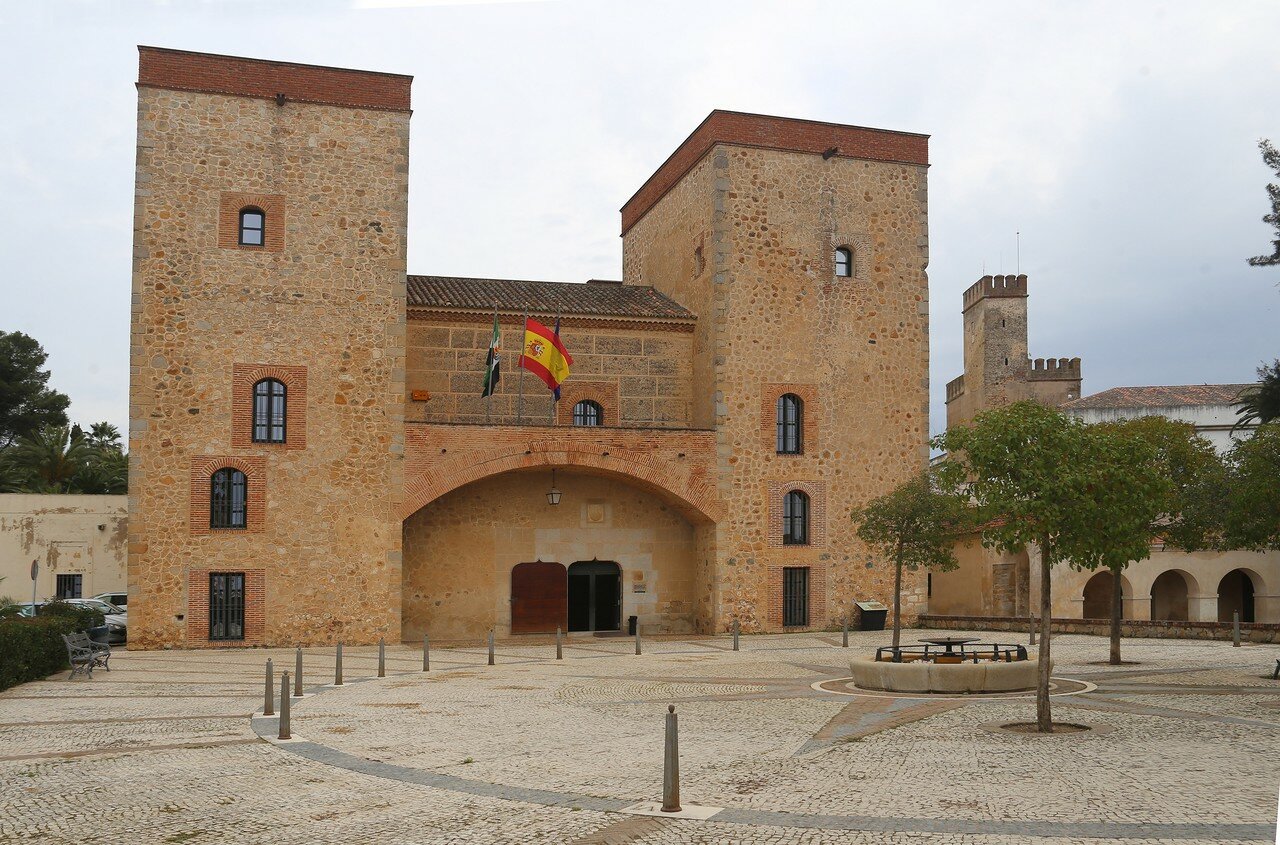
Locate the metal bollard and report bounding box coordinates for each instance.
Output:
[1029,614,1037,646]
[556,627,563,660]
[278,671,291,740]
[263,658,274,716]
[1233,611,1241,647]
[732,619,739,652]
[661,705,681,813]
[378,637,386,678]
[335,642,344,686]
[842,620,849,648]
[635,623,641,656]
[294,647,303,697]
[488,630,495,666]
[423,634,430,672]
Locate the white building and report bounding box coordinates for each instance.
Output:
[1062,383,1254,453]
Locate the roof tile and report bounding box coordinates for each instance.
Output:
[406,276,695,322]
[1062,384,1254,410]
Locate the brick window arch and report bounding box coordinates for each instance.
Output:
[190,456,265,535]
[233,365,307,449]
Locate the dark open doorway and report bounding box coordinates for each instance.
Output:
[568,561,621,632]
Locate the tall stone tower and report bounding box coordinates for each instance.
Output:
[621,111,931,631]
[945,275,1081,428]
[127,48,411,648]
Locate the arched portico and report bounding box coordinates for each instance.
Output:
[1151,569,1196,621]
[1217,569,1261,623]
[1081,570,1133,620]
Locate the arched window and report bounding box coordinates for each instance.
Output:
[210,468,247,530]
[253,378,287,443]
[776,394,803,454]
[834,246,853,278]
[573,400,603,426]
[782,490,809,545]
[239,207,265,246]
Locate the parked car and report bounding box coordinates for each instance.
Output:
[92,592,128,612]
[11,600,128,645]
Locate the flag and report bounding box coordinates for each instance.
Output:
[552,316,563,401]
[519,317,572,393]
[481,313,501,397]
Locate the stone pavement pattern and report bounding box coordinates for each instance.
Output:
[1,630,1277,843]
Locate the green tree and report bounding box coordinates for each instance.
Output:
[934,402,1166,732]
[851,470,972,649]
[1248,139,1280,267]
[1224,421,1280,551]
[0,331,70,448]
[1234,360,1280,431]
[7,426,91,493]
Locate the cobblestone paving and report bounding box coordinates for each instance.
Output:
[1,630,1276,843]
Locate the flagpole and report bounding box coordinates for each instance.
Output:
[516,307,527,425]
[486,304,496,424]
[550,309,561,425]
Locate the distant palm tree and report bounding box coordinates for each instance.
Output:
[1235,359,1280,432]
[86,422,122,449]
[8,426,91,493]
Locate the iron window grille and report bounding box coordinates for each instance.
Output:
[573,400,603,426]
[782,490,809,545]
[252,378,287,443]
[238,208,265,246]
[209,572,245,641]
[776,394,803,454]
[834,247,853,277]
[210,468,248,530]
[783,566,810,627]
[55,573,82,599]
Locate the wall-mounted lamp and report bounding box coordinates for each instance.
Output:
[546,469,562,506]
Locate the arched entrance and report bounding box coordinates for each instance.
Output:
[567,561,621,633]
[1218,569,1257,623]
[1151,570,1190,621]
[1082,570,1125,619]
[511,562,567,634]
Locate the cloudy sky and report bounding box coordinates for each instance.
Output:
[1,0,1276,437]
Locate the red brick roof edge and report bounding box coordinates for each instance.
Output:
[620,110,929,235]
[137,46,412,113]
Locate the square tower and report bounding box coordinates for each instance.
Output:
[127,48,411,648]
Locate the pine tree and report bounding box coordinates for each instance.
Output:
[1248,139,1280,267]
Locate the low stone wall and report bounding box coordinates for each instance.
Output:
[849,656,1042,694]
[919,614,1280,644]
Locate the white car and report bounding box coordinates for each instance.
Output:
[92,592,127,612]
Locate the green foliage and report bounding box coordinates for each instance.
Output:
[0,331,70,448]
[1224,421,1280,550]
[0,602,103,691]
[1234,359,1280,430]
[0,422,127,494]
[1248,139,1280,267]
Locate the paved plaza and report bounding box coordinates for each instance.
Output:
[1,629,1277,844]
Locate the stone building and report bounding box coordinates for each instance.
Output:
[127,47,931,649]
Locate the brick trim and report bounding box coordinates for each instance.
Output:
[556,381,620,426]
[761,383,819,455]
[186,569,266,647]
[767,479,827,548]
[138,46,412,112]
[189,456,267,535]
[231,364,308,450]
[219,193,285,252]
[407,309,695,334]
[765,563,828,629]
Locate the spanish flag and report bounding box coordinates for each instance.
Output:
[519,317,572,394]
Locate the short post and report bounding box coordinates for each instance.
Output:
[555,627,563,660]
[635,622,641,656]
[294,647,303,697]
[661,705,681,813]
[1029,613,1037,646]
[423,634,430,672]
[263,658,274,716]
[842,619,849,648]
[335,642,344,686]
[378,637,386,678]
[278,671,291,740]
[1233,611,1241,647]
[488,630,495,666]
[732,619,739,652]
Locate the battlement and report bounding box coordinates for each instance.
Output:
[945,375,966,403]
[1028,357,1081,380]
[962,274,1028,313]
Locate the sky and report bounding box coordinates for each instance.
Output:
[0,0,1277,439]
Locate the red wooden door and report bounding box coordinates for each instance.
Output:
[511,561,567,634]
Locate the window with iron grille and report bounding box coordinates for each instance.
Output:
[239,207,264,246]
[782,490,809,545]
[252,378,287,443]
[776,394,803,454]
[56,573,82,599]
[783,567,809,627]
[834,246,853,277]
[210,468,248,530]
[573,400,603,426]
[209,572,245,641]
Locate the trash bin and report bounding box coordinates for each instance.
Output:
[627,615,638,635]
[855,600,888,631]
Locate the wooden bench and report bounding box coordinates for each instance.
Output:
[61,632,111,680]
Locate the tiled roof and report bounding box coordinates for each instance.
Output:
[406,276,695,322]
[1062,384,1254,410]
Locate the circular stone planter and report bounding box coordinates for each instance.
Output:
[849,656,1047,694]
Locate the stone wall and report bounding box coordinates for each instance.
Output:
[0,494,128,603]
[919,614,1280,644]
[405,317,693,427]
[127,51,409,649]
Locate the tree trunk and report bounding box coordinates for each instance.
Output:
[1036,536,1053,733]
[1109,564,1124,665]
[892,543,904,650]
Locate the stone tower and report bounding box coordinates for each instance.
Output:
[945,275,1081,428]
[126,48,411,648]
[621,111,932,631]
